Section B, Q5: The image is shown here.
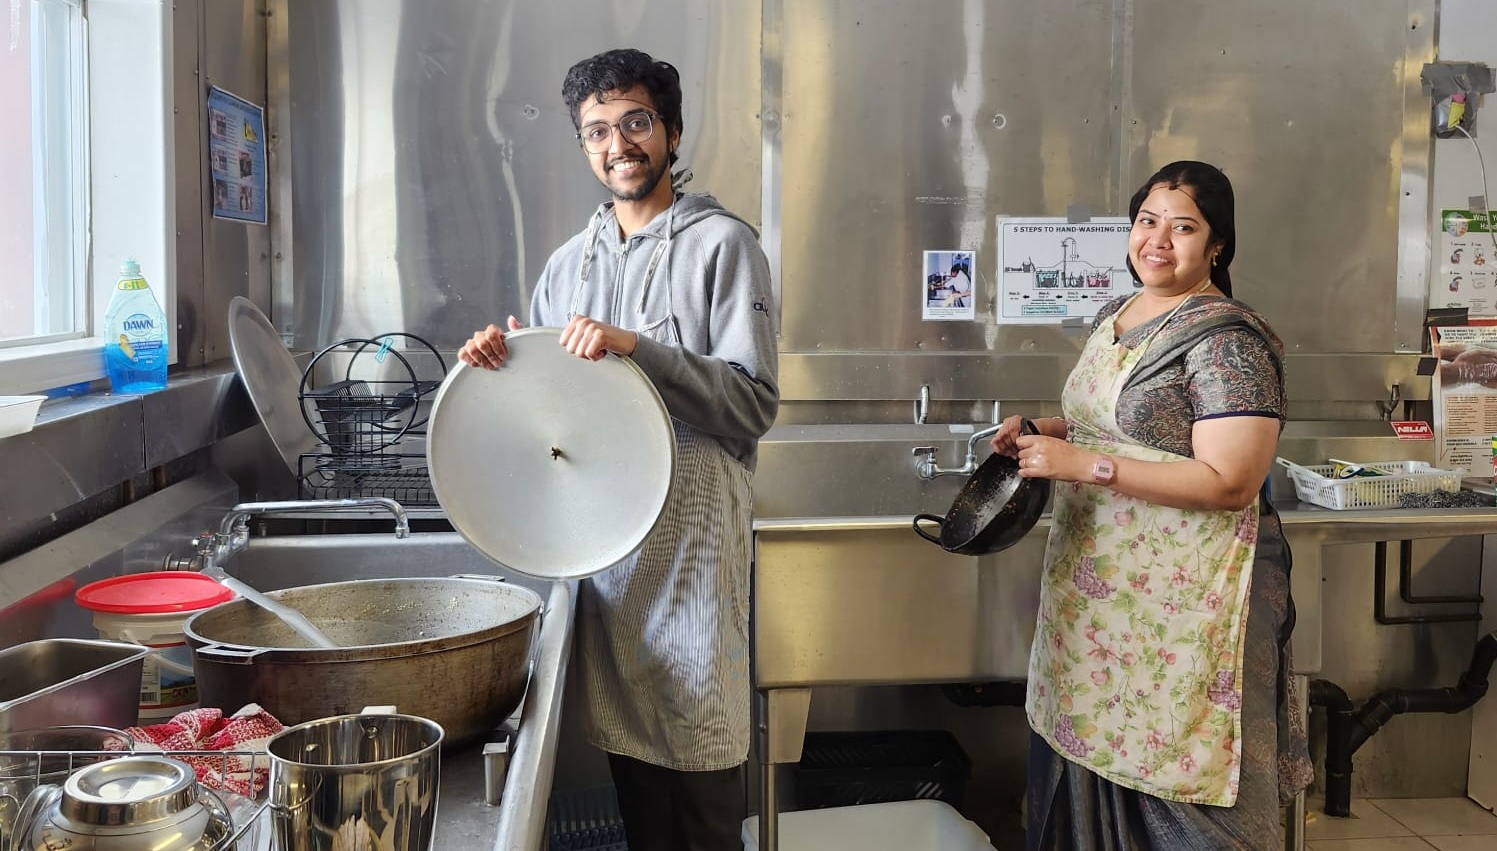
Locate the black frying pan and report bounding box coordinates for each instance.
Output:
[912,418,1052,556]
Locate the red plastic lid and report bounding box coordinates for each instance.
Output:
[75,571,234,614]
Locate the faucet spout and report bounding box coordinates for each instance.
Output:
[197,498,412,574]
[216,497,411,540]
[912,423,1003,480]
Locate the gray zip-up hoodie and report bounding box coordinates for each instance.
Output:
[529,192,779,470]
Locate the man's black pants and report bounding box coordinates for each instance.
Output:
[607,753,746,851]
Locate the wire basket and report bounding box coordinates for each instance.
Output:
[0,736,270,851]
[297,333,446,506]
[1276,458,1464,510]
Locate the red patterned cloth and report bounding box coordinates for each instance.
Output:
[124,704,283,797]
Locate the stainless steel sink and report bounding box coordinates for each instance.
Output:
[749,507,1497,851]
[227,532,573,851]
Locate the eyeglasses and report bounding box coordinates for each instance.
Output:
[576,111,662,154]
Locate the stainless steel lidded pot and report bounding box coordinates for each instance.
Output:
[20,755,237,851]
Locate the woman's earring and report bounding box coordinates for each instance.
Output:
[1212,254,1219,267]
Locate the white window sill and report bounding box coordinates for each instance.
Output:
[0,338,105,396]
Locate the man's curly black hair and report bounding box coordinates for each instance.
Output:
[562,48,684,165]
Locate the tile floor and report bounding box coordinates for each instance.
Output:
[1303,795,1497,850]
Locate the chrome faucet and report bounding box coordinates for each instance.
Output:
[181,497,411,573]
[912,423,1003,479]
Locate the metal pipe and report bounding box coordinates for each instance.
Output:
[1397,539,1485,605]
[756,690,779,851]
[1373,541,1482,624]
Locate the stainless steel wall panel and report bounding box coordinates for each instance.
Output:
[1396,1,1438,352]
[1125,0,1416,353]
[774,352,1430,402]
[141,371,258,469]
[172,0,207,366]
[778,0,1116,353]
[201,0,271,364]
[0,398,144,542]
[282,0,761,348]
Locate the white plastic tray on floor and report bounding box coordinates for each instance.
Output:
[741,799,998,851]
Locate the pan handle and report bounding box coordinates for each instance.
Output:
[194,644,268,665]
[1019,417,1041,437]
[912,513,947,545]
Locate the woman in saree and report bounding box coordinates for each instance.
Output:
[991,161,1313,850]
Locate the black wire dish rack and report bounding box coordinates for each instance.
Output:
[296,333,446,506]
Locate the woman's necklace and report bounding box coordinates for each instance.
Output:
[1114,277,1213,335]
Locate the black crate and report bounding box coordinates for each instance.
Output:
[792,730,972,810]
[548,785,629,851]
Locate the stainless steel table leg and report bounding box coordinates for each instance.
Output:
[757,689,779,851]
[760,760,778,851]
[755,687,812,851]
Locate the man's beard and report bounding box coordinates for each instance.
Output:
[606,156,669,202]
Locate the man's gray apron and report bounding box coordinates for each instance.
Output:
[567,203,754,771]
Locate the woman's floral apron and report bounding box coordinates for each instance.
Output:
[1026,293,1258,806]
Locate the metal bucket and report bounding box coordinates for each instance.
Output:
[267,713,442,851]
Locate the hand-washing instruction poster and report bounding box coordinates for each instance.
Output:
[1430,321,1497,472]
[1431,210,1497,315]
[207,86,268,225]
[996,217,1134,325]
[922,250,977,321]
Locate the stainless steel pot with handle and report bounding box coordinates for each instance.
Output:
[182,577,542,747]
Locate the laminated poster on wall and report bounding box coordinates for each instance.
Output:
[921,250,977,321]
[994,217,1134,325]
[1430,319,1497,472]
[1431,210,1497,316]
[207,86,269,225]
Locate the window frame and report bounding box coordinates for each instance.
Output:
[0,0,176,397]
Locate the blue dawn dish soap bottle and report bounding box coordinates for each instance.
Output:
[103,258,169,393]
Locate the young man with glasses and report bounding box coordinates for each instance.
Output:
[458,48,778,851]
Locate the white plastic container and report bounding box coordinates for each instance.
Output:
[0,395,45,440]
[741,800,998,851]
[75,572,234,722]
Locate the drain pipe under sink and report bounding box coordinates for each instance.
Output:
[1311,630,1497,817]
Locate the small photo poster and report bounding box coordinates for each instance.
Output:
[922,250,977,321]
[207,86,268,225]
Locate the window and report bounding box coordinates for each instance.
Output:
[0,0,175,397]
[1,0,88,349]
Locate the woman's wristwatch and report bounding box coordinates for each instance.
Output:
[1091,454,1117,486]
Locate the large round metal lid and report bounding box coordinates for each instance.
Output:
[426,328,675,579]
[227,297,317,476]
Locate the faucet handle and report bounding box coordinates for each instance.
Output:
[912,446,939,480]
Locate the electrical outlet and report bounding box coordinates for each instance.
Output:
[1422,61,1495,139]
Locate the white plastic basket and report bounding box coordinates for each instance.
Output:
[1276,458,1463,510]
